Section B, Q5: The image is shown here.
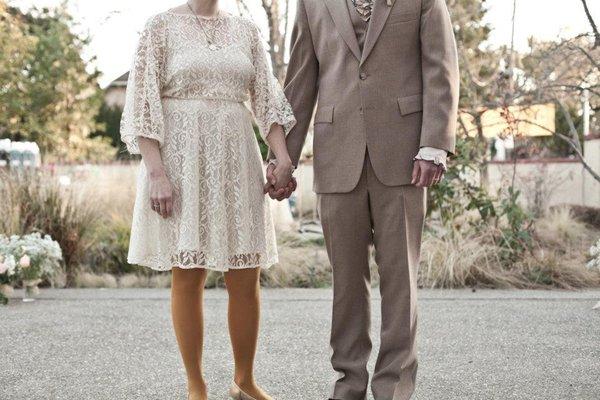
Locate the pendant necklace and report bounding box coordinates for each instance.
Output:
[187,1,220,51]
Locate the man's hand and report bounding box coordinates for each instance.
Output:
[411,160,445,187]
[263,163,297,201]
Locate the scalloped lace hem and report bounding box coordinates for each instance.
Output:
[127,252,279,272]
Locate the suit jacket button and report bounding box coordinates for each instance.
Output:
[359,72,367,80]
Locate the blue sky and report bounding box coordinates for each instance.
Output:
[10,0,600,87]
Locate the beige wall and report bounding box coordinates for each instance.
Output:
[487,160,586,210]
[104,87,126,109]
[52,163,138,212]
[583,138,600,208]
[49,138,600,226]
[488,138,600,210]
[294,160,594,217]
[293,138,600,215]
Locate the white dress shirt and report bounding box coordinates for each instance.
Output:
[414,147,448,170]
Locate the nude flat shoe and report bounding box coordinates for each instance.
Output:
[228,382,257,400]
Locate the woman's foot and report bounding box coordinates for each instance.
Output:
[188,380,208,400]
[232,378,272,400]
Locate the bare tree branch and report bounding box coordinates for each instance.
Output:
[282,0,290,61]
[557,98,585,153]
[581,0,600,47]
[557,132,600,181]
[235,0,251,16]
[566,40,600,71]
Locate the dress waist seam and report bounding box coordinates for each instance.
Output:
[161,95,247,103]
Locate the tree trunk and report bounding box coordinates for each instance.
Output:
[238,0,289,83]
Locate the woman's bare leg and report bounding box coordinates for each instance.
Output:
[224,267,272,400]
[171,267,208,400]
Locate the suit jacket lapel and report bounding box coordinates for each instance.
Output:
[361,0,394,65]
[324,0,362,62]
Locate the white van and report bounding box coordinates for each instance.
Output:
[0,139,41,168]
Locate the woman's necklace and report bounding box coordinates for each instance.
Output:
[186,1,220,51]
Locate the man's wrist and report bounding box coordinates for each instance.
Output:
[269,158,296,173]
[414,147,447,170]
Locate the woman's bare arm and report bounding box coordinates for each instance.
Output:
[138,137,173,218]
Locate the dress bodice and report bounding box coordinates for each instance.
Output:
[161,13,255,102]
[120,11,295,154]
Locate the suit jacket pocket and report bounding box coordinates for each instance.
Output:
[387,11,419,25]
[397,94,423,116]
[314,105,334,124]
[314,105,334,138]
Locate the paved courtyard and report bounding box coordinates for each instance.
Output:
[1,288,599,400]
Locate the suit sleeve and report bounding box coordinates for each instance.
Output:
[419,0,459,154]
[267,0,319,165]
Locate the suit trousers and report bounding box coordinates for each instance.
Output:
[318,151,426,400]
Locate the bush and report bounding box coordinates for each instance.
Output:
[85,216,145,275]
[0,232,63,283]
[423,136,600,289]
[568,205,600,230]
[0,170,98,286]
[420,206,600,289]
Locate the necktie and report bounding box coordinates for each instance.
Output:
[352,0,374,22]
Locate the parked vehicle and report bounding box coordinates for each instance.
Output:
[0,139,41,168]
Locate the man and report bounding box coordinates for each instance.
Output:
[265,0,458,398]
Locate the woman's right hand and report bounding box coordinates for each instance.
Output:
[148,169,173,218]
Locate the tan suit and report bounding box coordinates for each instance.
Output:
[283,0,458,193]
[281,0,458,398]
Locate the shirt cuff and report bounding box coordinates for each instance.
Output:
[414,147,448,170]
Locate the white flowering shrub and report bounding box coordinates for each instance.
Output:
[0,253,17,284]
[587,238,600,270]
[0,233,63,282]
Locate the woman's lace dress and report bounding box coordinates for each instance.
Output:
[120,11,296,271]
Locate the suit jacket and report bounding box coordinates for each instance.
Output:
[281,0,459,193]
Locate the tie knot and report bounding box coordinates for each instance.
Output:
[352,0,374,22]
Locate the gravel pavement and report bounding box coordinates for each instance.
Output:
[1,288,599,400]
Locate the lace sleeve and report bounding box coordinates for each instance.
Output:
[120,15,167,155]
[248,22,296,142]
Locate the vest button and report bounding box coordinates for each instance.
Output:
[359,72,367,80]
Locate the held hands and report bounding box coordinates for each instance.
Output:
[263,161,297,201]
[411,159,445,187]
[263,159,444,197]
[262,124,296,200]
[148,169,174,218]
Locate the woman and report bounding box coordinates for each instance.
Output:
[120,0,296,399]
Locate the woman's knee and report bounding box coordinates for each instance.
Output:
[172,267,207,293]
[225,268,261,300]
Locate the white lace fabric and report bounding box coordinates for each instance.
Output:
[120,12,296,271]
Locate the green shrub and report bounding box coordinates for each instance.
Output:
[85,217,142,275]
